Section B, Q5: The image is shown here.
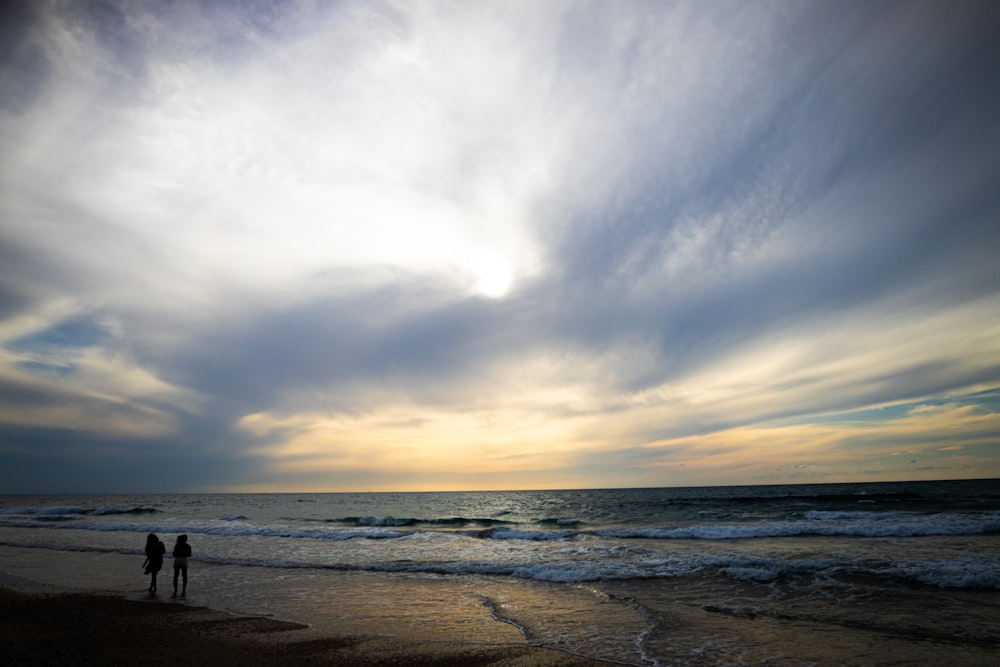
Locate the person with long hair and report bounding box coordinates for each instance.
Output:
[142,533,166,593]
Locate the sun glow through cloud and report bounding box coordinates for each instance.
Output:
[0,1,998,492]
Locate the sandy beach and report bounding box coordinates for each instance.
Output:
[1,587,609,666]
[4,487,999,666]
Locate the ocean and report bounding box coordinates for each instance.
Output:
[2,479,999,665]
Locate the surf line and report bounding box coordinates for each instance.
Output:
[480,596,530,639]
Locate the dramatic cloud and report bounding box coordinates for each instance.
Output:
[1,0,998,492]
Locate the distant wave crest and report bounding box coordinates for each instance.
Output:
[0,505,159,517]
[3,509,1000,542]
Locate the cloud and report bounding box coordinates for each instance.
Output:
[1,1,999,491]
[616,399,1000,486]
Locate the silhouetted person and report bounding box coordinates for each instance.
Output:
[172,534,191,597]
[143,533,165,593]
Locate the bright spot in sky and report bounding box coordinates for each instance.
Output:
[470,249,514,298]
[0,0,998,492]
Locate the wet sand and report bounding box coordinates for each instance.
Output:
[0,587,609,666]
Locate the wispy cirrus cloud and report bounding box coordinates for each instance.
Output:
[1,1,998,492]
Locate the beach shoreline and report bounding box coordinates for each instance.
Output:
[0,583,611,666]
[4,484,999,666]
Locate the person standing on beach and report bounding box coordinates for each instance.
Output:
[172,534,191,597]
[142,533,166,593]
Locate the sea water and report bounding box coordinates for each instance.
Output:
[2,480,999,665]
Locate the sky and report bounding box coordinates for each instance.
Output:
[1,0,999,493]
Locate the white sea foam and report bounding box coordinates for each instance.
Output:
[888,558,1000,589]
[595,511,1000,540]
[489,527,575,541]
[4,508,1000,543]
[5,482,1000,667]
[3,482,1000,594]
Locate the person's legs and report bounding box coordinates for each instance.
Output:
[180,565,188,595]
[173,566,180,595]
